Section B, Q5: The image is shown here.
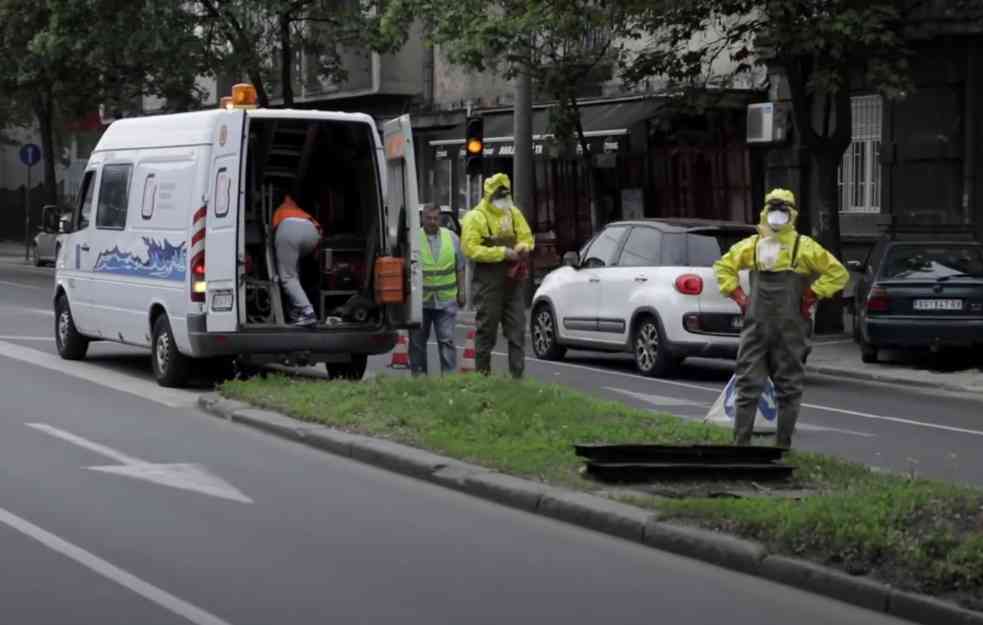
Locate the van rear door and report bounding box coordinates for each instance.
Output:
[205,110,246,332]
[382,115,423,328]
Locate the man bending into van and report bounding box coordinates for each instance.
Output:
[273,193,322,326]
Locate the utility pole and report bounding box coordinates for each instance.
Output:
[513,60,534,304]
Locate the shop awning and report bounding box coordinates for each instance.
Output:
[428,97,663,146]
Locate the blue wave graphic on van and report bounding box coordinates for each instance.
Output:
[94,238,187,281]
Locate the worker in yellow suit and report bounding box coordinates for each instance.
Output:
[713,188,848,448]
[461,173,535,378]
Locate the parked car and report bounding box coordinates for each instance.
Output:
[529,218,759,377]
[30,205,68,267]
[849,237,983,363]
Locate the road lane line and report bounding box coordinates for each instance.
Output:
[800,403,983,437]
[0,335,53,341]
[0,507,234,625]
[0,340,197,408]
[0,279,46,290]
[479,348,983,438]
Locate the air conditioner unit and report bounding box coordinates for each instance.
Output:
[746,102,787,144]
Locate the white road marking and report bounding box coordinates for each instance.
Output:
[0,305,54,317]
[478,348,979,438]
[811,339,856,346]
[0,507,234,625]
[0,340,197,409]
[0,279,45,290]
[26,423,253,504]
[0,335,53,341]
[605,387,875,437]
[603,387,709,408]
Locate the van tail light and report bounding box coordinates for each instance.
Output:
[190,206,206,303]
[866,286,890,313]
[674,274,704,295]
[374,256,405,304]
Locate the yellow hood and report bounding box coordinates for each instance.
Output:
[757,187,799,239]
[477,173,512,219]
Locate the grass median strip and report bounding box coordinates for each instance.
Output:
[220,372,982,610]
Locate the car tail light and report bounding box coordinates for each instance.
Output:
[866,286,890,313]
[674,274,703,295]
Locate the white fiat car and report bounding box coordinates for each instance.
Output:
[530,218,758,377]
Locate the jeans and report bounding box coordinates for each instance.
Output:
[410,306,457,375]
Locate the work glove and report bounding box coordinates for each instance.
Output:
[730,287,749,315]
[801,287,818,320]
[503,247,519,262]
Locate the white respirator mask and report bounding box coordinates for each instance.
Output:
[767,210,790,227]
[492,197,512,211]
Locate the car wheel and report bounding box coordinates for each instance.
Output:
[860,339,878,364]
[531,305,566,361]
[55,295,89,360]
[633,315,675,377]
[31,244,42,267]
[152,315,191,388]
[325,354,368,380]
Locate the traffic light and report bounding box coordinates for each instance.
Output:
[465,115,483,176]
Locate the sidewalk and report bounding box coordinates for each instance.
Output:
[457,308,983,397]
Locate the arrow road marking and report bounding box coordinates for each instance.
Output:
[26,423,253,504]
[0,507,233,625]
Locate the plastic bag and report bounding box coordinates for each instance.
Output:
[704,374,778,434]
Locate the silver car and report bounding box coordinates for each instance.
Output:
[30,205,68,267]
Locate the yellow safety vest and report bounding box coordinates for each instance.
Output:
[420,227,458,304]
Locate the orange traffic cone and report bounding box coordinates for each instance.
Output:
[460,328,477,373]
[389,330,410,369]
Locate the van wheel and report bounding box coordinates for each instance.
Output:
[55,295,88,360]
[152,315,191,387]
[531,305,566,361]
[325,354,368,380]
[633,315,675,378]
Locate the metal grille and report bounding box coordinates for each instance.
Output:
[838,95,882,213]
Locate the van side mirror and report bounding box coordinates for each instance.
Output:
[41,205,60,234]
[846,259,865,273]
[562,251,579,268]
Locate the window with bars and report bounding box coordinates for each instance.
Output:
[838,95,883,213]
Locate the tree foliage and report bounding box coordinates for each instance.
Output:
[193,0,409,107]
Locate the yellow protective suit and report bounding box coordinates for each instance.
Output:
[461,173,534,264]
[713,189,848,300]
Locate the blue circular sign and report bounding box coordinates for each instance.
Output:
[19,143,41,167]
[724,376,778,422]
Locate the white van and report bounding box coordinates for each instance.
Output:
[53,84,422,387]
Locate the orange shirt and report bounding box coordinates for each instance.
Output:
[272,195,322,233]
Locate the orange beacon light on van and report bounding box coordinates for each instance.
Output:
[230,83,258,108]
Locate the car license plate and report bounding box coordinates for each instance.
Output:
[913,299,963,311]
[731,316,744,330]
[212,290,234,312]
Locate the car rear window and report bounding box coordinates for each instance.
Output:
[881,245,983,279]
[687,229,751,267]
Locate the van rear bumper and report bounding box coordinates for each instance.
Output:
[186,314,397,358]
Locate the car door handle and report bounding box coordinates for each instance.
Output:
[80,244,90,252]
[589,277,600,283]
[634,276,648,283]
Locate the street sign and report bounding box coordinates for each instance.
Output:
[19,143,41,167]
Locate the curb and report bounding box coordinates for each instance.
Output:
[197,392,983,625]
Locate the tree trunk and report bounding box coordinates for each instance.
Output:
[33,91,58,206]
[279,13,294,107]
[812,150,844,334]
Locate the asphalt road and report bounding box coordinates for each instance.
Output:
[0,255,951,624]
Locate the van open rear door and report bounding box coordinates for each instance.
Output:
[382,115,423,328]
[205,109,246,332]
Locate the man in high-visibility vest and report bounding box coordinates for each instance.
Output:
[409,204,466,375]
[273,193,322,327]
